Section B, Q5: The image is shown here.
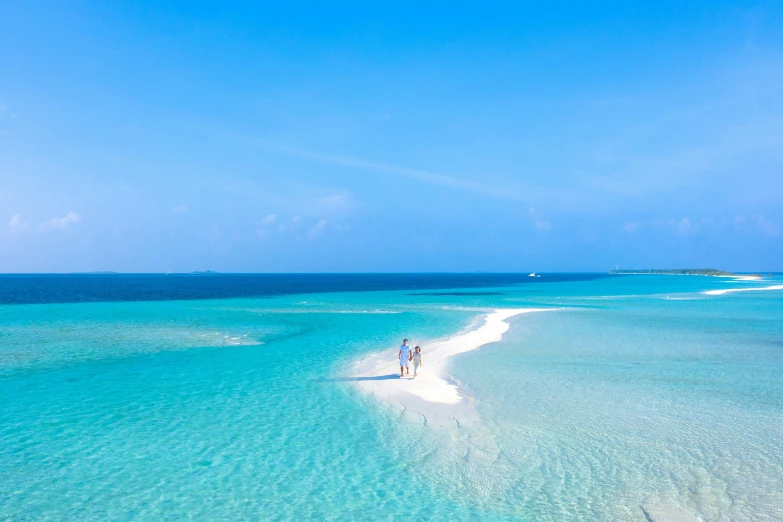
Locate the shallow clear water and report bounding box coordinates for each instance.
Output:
[1,274,781,520]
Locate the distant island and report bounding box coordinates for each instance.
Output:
[191,270,219,275]
[610,268,734,276]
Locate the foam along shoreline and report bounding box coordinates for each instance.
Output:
[352,308,551,429]
[703,284,783,296]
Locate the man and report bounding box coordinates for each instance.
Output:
[398,339,413,378]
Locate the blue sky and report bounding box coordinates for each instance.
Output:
[1,1,781,272]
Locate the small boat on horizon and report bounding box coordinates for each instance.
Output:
[529,272,541,278]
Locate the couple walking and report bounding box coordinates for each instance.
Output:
[398,339,422,378]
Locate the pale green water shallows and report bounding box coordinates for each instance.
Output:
[1,274,781,520]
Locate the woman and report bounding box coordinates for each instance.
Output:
[412,346,422,378]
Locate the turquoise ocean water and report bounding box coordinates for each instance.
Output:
[1,274,781,520]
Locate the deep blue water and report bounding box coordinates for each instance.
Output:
[0,273,609,304]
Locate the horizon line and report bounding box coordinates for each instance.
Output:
[0,270,777,276]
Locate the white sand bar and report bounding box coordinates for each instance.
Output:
[352,308,551,429]
[703,284,783,296]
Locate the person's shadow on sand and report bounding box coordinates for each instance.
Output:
[319,374,400,382]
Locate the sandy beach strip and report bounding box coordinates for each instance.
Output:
[352,308,552,429]
[703,284,783,296]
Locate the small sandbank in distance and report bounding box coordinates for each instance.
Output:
[703,284,783,296]
[352,308,552,429]
[610,268,771,282]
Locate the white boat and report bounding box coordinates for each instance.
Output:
[529,272,541,277]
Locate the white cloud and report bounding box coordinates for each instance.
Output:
[318,192,353,212]
[676,217,700,235]
[627,214,778,238]
[529,207,551,231]
[321,193,348,207]
[651,217,676,227]
[535,220,552,231]
[171,204,188,213]
[753,214,780,237]
[623,221,643,233]
[8,214,28,234]
[733,213,779,236]
[278,216,301,232]
[627,217,703,235]
[257,214,278,237]
[308,219,328,239]
[39,211,81,231]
